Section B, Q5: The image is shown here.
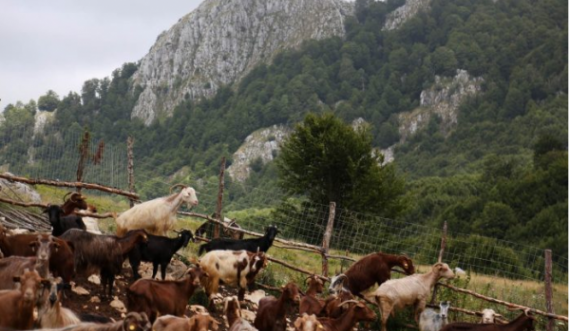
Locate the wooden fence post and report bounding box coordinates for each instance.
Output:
[76,130,90,193]
[545,249,554,331]
[321,202,336,277]
[438,221,447,263]
[127,136,135,207]
[213,157,226,239]
[431,221,448,304]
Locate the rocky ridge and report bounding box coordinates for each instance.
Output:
[131,0,353,125]
[381,69,484,163]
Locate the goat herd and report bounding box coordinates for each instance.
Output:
[0,187,536,331]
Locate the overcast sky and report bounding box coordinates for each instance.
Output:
[0,0,202,110]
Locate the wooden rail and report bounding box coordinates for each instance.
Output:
[438,283,568,322]
[0,173,140,200]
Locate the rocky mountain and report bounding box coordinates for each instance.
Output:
[131,0,353,125]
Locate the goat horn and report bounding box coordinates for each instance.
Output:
[69,192,83,202]
[62,191,72,202]
[339,300,359,307]
[170,184,187,194]
[304,275,314,285]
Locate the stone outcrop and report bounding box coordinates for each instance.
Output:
[227,125,290,182]
[380,69,483,163]
[0,172,42,203]
[383,0,431,31]
[132,0,353,125]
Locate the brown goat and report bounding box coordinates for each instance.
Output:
[224,296,242,327]
[0,234,56,289]
[57,312,151,331]
[61,191,89,216]
[322,289,355,318]
[0,231,75,283]
[223,296,257,331]
[61,229,148,297]
[127,266,208,322]
[441,311,535,331]
[254,282,301,331]
[300,275,326,316]
[0,269,50,330]
[152,313,220,331]
[317,300,377,331]
[329,252,415,295]
[0,256,48,290]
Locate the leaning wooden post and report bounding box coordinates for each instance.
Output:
[321,201,336,277]
[431,221,448,304]
[213,157,226,239]
[127,136,135,207]
[545,249,554,331]
[76,130,90,193]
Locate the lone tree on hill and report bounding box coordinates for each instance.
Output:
[276,112,406,218]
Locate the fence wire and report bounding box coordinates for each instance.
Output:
[0,125,128,191]
[195,179,568,285]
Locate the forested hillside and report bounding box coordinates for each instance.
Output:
[0,0,567,259]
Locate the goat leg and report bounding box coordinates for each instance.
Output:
[160,263,167,281]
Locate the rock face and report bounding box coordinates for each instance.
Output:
[227,125,290,182]
[132,0,353,125]
[0,172,42,203]
[380,69,483,163]
[33,110,56,138]
[383,0,431,31]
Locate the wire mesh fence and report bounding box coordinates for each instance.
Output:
[0,125,129,191]
[195,179,568,285]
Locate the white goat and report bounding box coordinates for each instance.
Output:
[370,262,455,331]
[420,301,450,331]
[82,205,102,234]
[480,308,496,324]
[294,313,322,331]
[198,250,266,303]
[37,277,82,328]
[115,184,198,236]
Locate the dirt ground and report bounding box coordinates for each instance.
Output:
[60,262,381,331]
[60,264,297,331]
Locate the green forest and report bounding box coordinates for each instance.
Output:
[0,0,567,264]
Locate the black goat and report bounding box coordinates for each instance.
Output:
[199,225,279,255]
[129,230,194,280]
[43,205,86,237]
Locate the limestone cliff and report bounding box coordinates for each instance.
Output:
[383,0,431,31]
[381,69,483,163]
[132,0,353,125]
[227,125,290,182]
